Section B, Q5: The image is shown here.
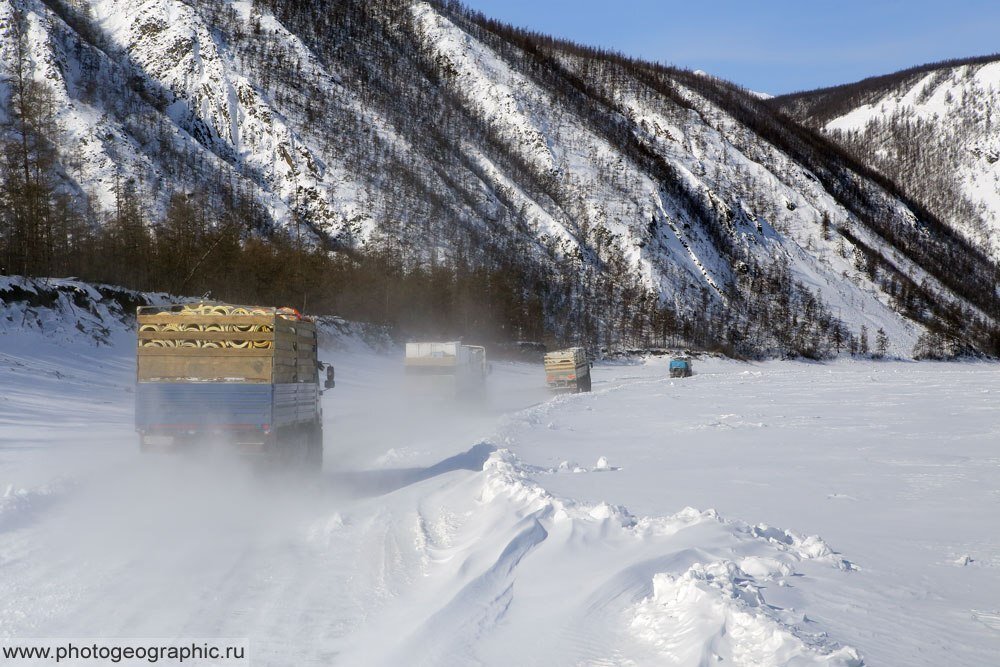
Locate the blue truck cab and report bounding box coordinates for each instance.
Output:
[669,357,693,378]
[135,303,323,467]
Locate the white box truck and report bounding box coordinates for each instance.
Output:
[404,342,488,395]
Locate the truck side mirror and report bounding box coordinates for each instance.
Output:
[325,379,336,389]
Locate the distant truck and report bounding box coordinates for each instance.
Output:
[544,347,592,393]
[134,303,323,467]
[404,341,488,395]
[669,357,693,378]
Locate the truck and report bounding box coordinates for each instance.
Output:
[669,357,693,378]
[134,303,323,467]
[404,341,488,395]
[544,347,592,393]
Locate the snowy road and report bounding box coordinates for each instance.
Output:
[1,337,999,665]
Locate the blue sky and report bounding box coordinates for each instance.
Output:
[458,0,1000,95]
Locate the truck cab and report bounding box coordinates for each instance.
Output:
[669,357,693,378]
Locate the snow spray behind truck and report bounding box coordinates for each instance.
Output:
[134,303,323,467]
[404,342,488,396]
[544,347,592,393]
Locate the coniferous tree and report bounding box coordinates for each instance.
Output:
[875,327,889,358]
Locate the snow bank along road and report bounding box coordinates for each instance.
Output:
[1,337,999,665]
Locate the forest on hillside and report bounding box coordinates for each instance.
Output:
[771,55,1000,258]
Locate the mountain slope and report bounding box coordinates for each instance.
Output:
[772,55,1000,258]
[2,0,999,355]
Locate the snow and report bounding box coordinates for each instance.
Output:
[630,563,862,666]
[2,307,1000,664]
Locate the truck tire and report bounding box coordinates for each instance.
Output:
[580,374,592,393]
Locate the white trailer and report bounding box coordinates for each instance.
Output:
[404,342,488,395]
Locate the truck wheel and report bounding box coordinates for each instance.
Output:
[582,374,592,392]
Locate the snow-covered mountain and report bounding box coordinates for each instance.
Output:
[773,55,1000,258]
[2,0,999,355]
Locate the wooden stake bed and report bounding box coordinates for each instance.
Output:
[136,303,318,383]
